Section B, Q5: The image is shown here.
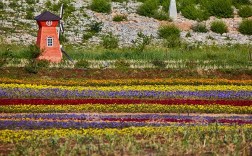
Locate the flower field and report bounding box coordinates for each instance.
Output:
[0,77,252,155]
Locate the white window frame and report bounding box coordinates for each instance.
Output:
[47,37,53,47]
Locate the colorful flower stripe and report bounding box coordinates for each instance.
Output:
[0,98,251,106]
[1,125,251,143]
[1,117,251,129]
[0,104,251,114]
[1,113,251,125]
[1,88,251,99]
[1,83,251,91]
[1,113,251,121]
[1,78,251,86]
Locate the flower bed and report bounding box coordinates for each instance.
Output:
[0,78,251,155]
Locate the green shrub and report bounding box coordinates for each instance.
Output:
[26,11,34,20]
[152,10,169,20]
[137,0,159,17]
[158,25,180,39]
[163,35,181,48]
[192,23,208,33]
[111,0,128,2]
[210,20,228,34]
[0,2,4,9]
[89,21,103,33]
[238,19,252,35]
[151,59,166,68]
[82,32,95,41]
[114,60,130,69]
[24,61,39,74]
[177,0,198,11]
[27,44,40,59]
[207,0,233,18]
[232,0,251,6]
[161,0,170,12]
[75,60,90,69]
[132,32,152,52]
[181,5,210,21]
[26,0,35,4]
[90,0,111,13]
[37,60,50,68]
[102,33,119,49]
[0,58,6,67]
[113,15,127,22]
[238,6,252,18]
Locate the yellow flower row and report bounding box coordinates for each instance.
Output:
[1,104,251,114]
[0,125,251,143]
[1,83,252,91]
[0,77,251,86]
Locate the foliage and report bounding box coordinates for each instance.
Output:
[24,60,39,74]
[210,20,228,34]
[137,0,159,17]
[152,10,169,20]
[75,60,90,69]
[113,15,128,22]
[238,5,252,18]
[82,32,95,41]
[151,59,166,68]
[25,11,34,20]
[27,44,40,59]
[238,19,252,35]
[132,32,152,52]
[206,0,233,18]
[192,23,208,33]
[90,0,111,13]
[0,2,4,9]
[158,24,180,39]
[163,35,181,48]
[114,60,130,69]
[26,0,35,4]
[181,5,210,21]
[102,33,119,49]
[89,21,103,33]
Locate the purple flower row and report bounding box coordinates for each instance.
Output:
[1,113,251,121]
[0,88,251,99]
[0,120,170,129]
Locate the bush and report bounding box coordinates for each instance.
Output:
[75,60,90,69]
[238,19,252,35]
[210,20,228,34]
[82,32,95,41]
[27,44,40,59]
[152,10,169,20]
[102,33,119,49]
[192,23,208,33]
[24,61,39,74]
[26,11,34,20]
[232,0,251,6]
[89,21,103,33]
[132,32,152,52]
[163,35,181,48]
[0,2,4,9]
[238,6,252,18]
[26,0,35,4]
[90,0,111,13]
[181,5,210,21]
[113,15,127,22]
[137,0,159,17]
[158,25,180,39]
[114,60,130,69]
[207,0,233,18]
[151,60,166,68]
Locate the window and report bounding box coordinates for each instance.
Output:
[47,37,53,47]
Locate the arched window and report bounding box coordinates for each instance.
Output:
[47,37,53,47]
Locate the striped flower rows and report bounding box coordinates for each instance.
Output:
[0,83,251,100]
[0,113,251,129]
[1,78,252,86]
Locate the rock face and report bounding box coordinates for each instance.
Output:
[0,0,251,46]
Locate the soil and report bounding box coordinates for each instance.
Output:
[0,67,251,80]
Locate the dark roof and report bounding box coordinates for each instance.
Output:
[35,11,61,21]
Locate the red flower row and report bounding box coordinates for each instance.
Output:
[0,98,251,106]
